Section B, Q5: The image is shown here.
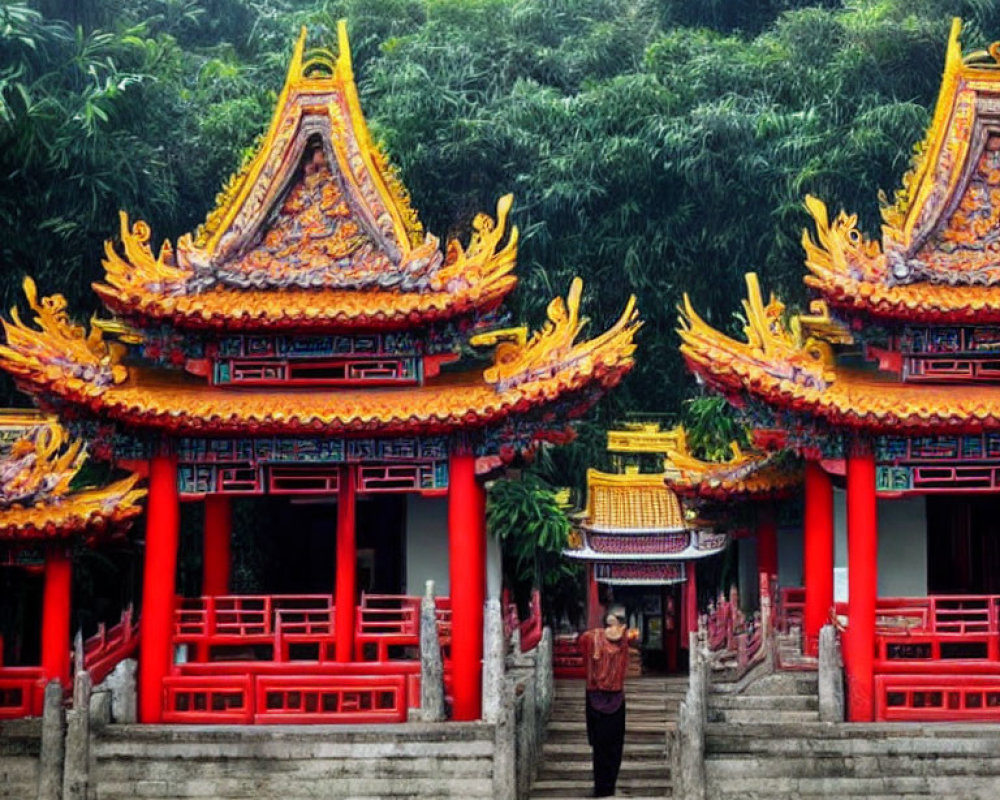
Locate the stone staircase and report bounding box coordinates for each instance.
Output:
[704,670,1000,798]
[529,676,682,799]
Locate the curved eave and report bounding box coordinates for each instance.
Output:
[0,501,142,544]
[666,468,802,503]
[672,482,800,502]
[682,346,1000,433]
[563,543,726,562]
[804,272,1000,325]
[12,363,631,437]
[93,278,516,333]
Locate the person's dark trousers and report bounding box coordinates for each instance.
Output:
[586,700,626,797]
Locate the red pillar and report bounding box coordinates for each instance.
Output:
[803,461,834,656]
[586,564,601,628]
[138,453,180,723]
[202,495,231,596]
[685,560,698,639]
[756,503,778,582]
[846,443,877,722]
[449,450,486,721]
[40,548,72,688]
[335,465,357,663]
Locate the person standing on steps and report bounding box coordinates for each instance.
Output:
[579,608,636,798]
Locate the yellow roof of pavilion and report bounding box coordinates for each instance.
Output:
[804,19,1000,322]
[94,22,519,331]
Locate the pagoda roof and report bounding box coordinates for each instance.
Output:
[679,273,1000,433]
[803,20,1000,323]
[581,469,686,533]
[663,432,801,502]
[94,22,518,331]
[606,422,684,455]
[0,277,640,437]
[0,414,144,543]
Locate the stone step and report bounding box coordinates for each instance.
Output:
[706,773,1000,796]
[708,708,819,724]
[538,760,670,783]
[707,753,1000,779]
[708,694,818,711]
[543,742,667,759]
[720,672,817,697]
[529,776,673,797]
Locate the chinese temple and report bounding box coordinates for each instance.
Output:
[0,23,639,724]
[678,19,1000,722]
[0,412,144,717]
[564,424,728,671]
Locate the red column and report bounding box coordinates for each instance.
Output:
[846,442,877,722]
[334,465,357,662]
[685,561,698,639]
[586,563,601,629]
[803,461,834,656]
[138,453,180,723]
[449,450,486,721]
[202,495,232,596]
[756,503,779,582]
[40,548,72,688]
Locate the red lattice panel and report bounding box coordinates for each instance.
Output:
[0,669,43,719]
[876,674,1000,721]
[162,675,253,723]
[255,674,407,724]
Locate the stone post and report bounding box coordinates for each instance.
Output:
[106,658,137,723]
[818,624,845,723]
[482,596,505,723]
[534,626,553,730]
[420,580,446,722]
[37,681,64,800]
[515,674,538,800]
[63,670,91,800]
[675,632,707,800]
[492,679,516,800]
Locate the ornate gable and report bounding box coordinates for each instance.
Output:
[95,22,518,323]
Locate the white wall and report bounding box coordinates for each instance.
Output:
[405,495,449,595]
[833,488,927,600]
[403,495,503,600]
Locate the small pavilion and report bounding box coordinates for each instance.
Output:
[679,20,1000,721]
[0,23,639,723]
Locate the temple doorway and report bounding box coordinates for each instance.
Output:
[927,495,1000,594]
[227,494,406,595]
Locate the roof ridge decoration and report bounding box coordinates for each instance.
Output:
[95,21,519,308]
[806,18,1000,312]
[484,277,640,391]
[663,426,801,500]
[678,273,834,394]
[606,422,686,455]
[0,278,127,395]
[0,420,145,541]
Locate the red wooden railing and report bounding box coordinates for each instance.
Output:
[165,593,451,724]
[78,607,139,685]
[826,592,1000,721]
[702,574,770,678]
[775,587,805,633]
[0,667,44,719]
